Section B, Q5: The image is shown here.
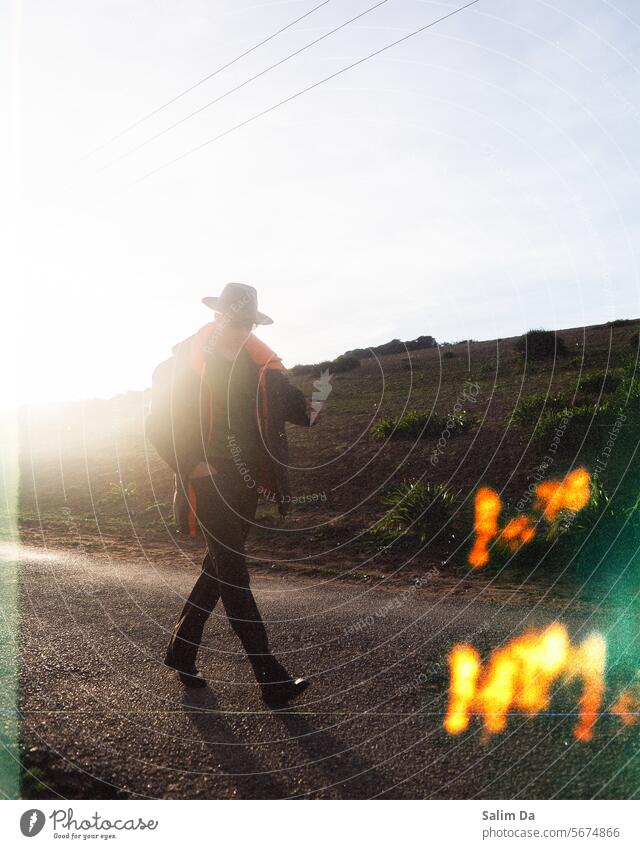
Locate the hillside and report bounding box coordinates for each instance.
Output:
[18,319,640,591]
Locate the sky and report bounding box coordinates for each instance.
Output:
[3,0,640,404]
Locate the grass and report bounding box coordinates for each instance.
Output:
[372,480,461,545]
[370,409,477,441]
[508,393,568,426]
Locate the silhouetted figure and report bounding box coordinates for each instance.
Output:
[147,283,319,706]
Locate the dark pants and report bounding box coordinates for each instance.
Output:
[166,462,283,681]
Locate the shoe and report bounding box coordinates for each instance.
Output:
[165,651,207,688]
[261,676,310,708]
[177,668,207,688]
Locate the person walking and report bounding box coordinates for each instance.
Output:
[147,283,318,706]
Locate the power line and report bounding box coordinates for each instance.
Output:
[84,0,334,158]
[100,0,391,171]
[126,0,482,188]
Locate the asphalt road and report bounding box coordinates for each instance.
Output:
[15,544,640,799]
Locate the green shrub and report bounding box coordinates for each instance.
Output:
[578,368,624,394]
[370,409,476,441]
[515,329,567,360]
[443,350,457,359]
[508,393,568,426]
[372,480,460,544]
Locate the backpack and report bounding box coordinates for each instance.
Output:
[145,354,201,535]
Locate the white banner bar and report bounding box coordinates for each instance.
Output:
[1,799,639,848]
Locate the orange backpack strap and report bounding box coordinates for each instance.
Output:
[244,334,286,372]
[187,480,198,538]
[188,322,286,374]
[189,322,216,377]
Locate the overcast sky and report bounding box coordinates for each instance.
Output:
[3,0,640,404]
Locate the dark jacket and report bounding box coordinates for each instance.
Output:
[146,324,310,532]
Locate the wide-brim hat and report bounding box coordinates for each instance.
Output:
[202,282,273,325]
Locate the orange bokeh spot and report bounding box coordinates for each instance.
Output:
[534,467,591,521]
[500,516,536,552]
[610,689,640,726]
[469,487,502,568]
[469,470,592,568]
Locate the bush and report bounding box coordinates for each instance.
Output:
[329,354,360,374]
[372,480,460,544]
[509,393,568,426]
[515,329,567,360]
[289,363,316,375]
[578,368,624,394]
[290,354,359,375]
[369,409,476,441]
[608,318,637,328]
[345,335,437,360]
[442,350,457,359]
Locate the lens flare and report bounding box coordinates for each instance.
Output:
[534,467,591,521]
[501,516,536,552]
[444,623,607,742]
[568,633,607,742]
[443,645,481,734]
[468,469,592,567]
[469,487,502,568]
[610,689,640,726]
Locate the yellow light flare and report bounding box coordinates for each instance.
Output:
[534,467,591,521]
[476,649,517,733]
[512,622,569,714]
[444,645,481,735]
[469,487,502,568]
[569,633,607,742]
[444,624,607,742]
